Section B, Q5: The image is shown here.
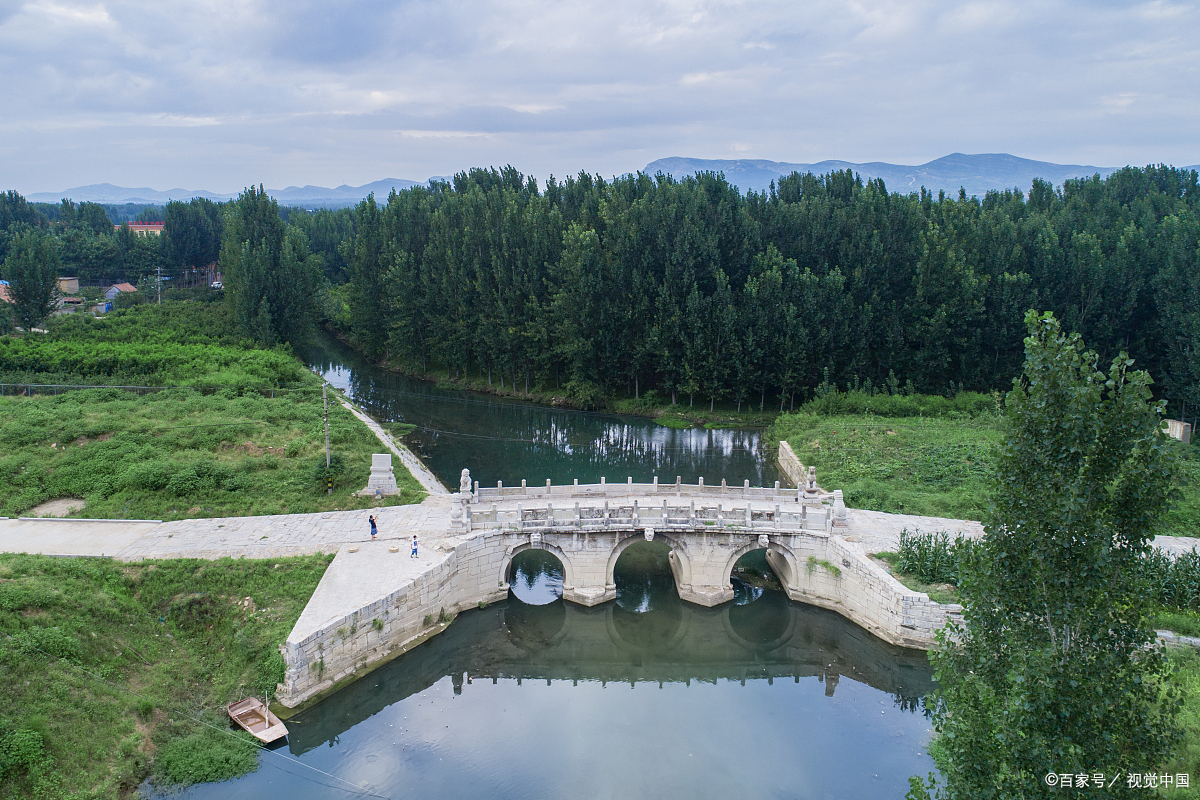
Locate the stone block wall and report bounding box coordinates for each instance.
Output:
[277,534,514,707]
[777,441,805,488]
[784,532,958,649]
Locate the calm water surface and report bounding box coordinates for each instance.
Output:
[161,335,937,799]
[304,332,780,490]
[162,550,936,800]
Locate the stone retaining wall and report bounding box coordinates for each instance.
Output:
[277,534,513,707]
[777,440,805,488]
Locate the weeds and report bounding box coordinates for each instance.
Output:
[0,552,332,797]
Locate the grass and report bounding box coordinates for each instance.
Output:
[1163,649,1200,799]
[873,551,959,604]
[1155,610,1200,639]
[0,301,426,520]
[0,552,332,798]
[770,412,1001,520]
[0,387,425,520]
[769,409,1200,535]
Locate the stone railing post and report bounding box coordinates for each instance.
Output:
[745,504,752,527]
[690,500,696,526]
[774,504,780,530]
[833,489,848,528]
[721,478,727,495]
[744,479,750,494]
[521,479,527,497]
[517,502,523,530]
[675,476,682,496]
[653,476,659,491]
[716,503,723,527]
[604,500,610,525]
[546,479,552,496]
[574,501,581,528]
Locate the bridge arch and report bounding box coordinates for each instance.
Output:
[500,541,576,595]
[721,540,801,595]
[605,532,693,592]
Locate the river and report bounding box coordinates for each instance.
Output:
[305,332,781,490]
[152,333,937,799]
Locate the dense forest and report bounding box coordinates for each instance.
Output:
[3,164,1199,414]
[313,165,1200,415]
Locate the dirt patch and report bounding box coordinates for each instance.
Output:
[27,497,87,517]
[234,440,286,456]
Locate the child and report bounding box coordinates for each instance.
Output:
[410,534,418,558]
[369,515,377,540]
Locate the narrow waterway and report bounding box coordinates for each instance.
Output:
[304,332,780,490]
[164,552,936,800]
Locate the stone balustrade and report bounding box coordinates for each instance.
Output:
[462,499,833,534]
[472,476,823,504]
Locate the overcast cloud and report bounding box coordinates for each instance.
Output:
[0,0,1196,193]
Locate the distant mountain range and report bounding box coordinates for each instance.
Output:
[23,155,1199,207]
[645,153,1200,197]
[25,178,424,208]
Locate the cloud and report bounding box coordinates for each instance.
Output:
[0,0,1197,193]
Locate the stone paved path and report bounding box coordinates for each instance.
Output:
[332,392,448,494]
[1,498,1193,562]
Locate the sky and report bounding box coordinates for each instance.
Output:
[0,0,1197,194]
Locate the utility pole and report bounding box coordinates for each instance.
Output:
[156,265,162,305]
[323,384,331,494]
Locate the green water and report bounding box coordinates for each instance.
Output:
[304,332,781,490]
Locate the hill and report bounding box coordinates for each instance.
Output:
[644,152,1130,197]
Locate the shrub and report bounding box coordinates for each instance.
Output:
[311,452,346,488]
[155,728,258,786]
[12,626,79,660]
[121,461,176,492]
[0,728,47,780]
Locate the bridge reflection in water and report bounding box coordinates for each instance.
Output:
[286,551,935,757]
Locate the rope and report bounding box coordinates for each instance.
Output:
[14,639,393,800]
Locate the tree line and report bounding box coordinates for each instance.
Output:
[4,164,1199,414]
[318,164,1200,413]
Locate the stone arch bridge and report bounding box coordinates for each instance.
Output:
[277,475,957,708]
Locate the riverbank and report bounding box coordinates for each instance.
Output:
[0,552,333,798]
[323,325,779,430]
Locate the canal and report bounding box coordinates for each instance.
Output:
[157,333,937,798]
[305,332,781,490]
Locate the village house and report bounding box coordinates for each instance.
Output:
[114,222,164,237]
[104,282,138,300]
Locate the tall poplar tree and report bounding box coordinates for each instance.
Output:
[912,311,1181,800]
[3,228,60,331]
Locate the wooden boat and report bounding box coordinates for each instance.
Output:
[227,697,288,743]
